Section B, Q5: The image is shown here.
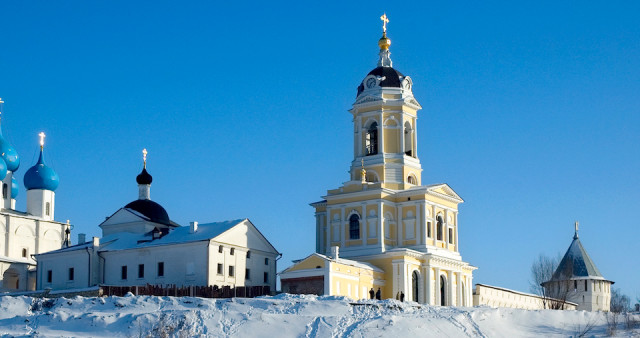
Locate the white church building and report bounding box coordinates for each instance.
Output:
[0,100,69,292]
[35,151,280,292]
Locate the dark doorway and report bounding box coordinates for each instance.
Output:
[440,275,446,306]
[412,271,419,302]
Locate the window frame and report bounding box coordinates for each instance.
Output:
[228,265,235,277]
[157,262,164,277]
[121,266,128,280]
[217,263,223,275]
[349,214,360,240]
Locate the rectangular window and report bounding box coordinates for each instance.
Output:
[217,263,223,275]
[228,265,235,277]
[448,228,453,244]
[47,270,52,283]
[45,202,50,216]
[264,257,269,265]
[157,262,164,277]
[574,280,577,291]
[245,268,250,280]
[218,245,223,253]
[68,268,74,281]
[121,266,128,280]
[138,264,144,278]
[585,280,588,291]
[230,248,234,255]
[264,272,268,283]
[427,222,432,238]
[246,251,251,259]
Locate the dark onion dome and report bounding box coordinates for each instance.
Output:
[0,157,6,181]
[124,199,171,225]
[356,66,405,97]
[136,167,152,185]
[11,175,18,199]
[0,129,20,172]
[24,149,59,191]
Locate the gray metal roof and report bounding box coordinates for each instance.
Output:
[551,232,603,280]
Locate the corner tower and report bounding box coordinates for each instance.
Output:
[309,15,475,306]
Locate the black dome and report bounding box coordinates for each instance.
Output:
[357,66,405,97]
[136,168,153,185]
[124,199,170,225]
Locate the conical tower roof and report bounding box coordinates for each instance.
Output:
[551,226,604,281]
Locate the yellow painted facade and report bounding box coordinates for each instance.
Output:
[281,25,476,306]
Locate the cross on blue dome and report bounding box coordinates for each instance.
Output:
[23,133,59,191]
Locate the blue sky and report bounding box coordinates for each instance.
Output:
[1,2,638,300]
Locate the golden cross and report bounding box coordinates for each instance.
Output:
[380,13,389,33]
[142,148,148,167]
[575,221,579,232]
[39,132,46,148]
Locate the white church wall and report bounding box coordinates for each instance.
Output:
[102,241,209,287]
[37,250,90,291]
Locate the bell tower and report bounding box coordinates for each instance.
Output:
[349,16,423,190]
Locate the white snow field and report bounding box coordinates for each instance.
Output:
[0,293,637,337]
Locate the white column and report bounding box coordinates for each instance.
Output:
[378,203,385,251]
[397,205,403,245]
[454,212,459,252]
[425,266,432,305]
[416,202,422,245]
[435,267,441,306]
[447,270,453,306]
[413,117,418,159]
[325,207,332,254]
[361,203,367,243]
[378,113,384,154]
[356,116,362,157]
[444,210,450,250]
[340,208,345,248]
[456,272,463,306]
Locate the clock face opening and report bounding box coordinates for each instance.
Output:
[366,78,376,89]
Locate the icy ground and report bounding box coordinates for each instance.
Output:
[0,293,638,337]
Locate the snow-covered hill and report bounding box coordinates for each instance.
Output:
[0,294,637,337]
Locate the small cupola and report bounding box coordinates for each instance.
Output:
[23,132,59,191]
[137,148,152,200]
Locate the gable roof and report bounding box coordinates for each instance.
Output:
[551,234,604,281]
[282,252,383,274]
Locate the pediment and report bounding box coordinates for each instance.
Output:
[427,184,463,202]
[354,95,383,105]
[213,219,279,254]
[99,208,145,227]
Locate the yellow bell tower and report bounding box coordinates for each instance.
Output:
[349,17,423,190]
[306,15,475,305]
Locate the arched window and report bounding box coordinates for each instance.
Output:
[365,122,378,155]
[349,214,360,240]
[21,248,27,258]
[404,122,413,157]
[412,271,419,302]
[437,215,444,241]
[407,175,416,185]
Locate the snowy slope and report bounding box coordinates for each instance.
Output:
[0,294,637,337]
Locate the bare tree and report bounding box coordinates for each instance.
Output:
[610,288,630,313]
[530,254,569,309]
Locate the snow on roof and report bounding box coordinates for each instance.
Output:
[0,255,35,265]
[287,253,383,273]
[98,219,245,252]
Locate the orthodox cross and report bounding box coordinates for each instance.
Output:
[39,132,46,149]
[143,148,148,167]
[380,13,389,33]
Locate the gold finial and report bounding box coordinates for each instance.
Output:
[378,13,391,50]
[361,158,367,184]
[39,132,46,150]
[380,13,389,33]
[67,219,70,225]
[142,148,148,168]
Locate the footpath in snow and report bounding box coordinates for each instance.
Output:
[0,293,638,337]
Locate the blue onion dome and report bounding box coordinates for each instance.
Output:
[136,167,152,185]
[11,176,18,198]
[24,149,59,191]
[0,157,6,181]
[0,129,20,172]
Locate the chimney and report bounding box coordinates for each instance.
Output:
[331,246,339,259]
[77,233,86,244]
[190,221,198,234]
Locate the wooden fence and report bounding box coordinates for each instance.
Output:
[101,284,271,298]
